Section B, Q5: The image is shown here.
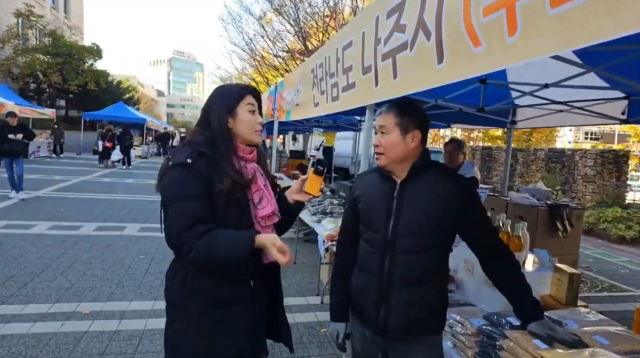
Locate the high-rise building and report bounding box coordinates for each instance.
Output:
[0,0,84,60]
[148,50,204,124]
[148,50,205,99]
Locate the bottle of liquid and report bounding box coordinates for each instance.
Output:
[521,221,531,256]
[499,219,512,246]
[510,223,526,265]
[494,214,505,230]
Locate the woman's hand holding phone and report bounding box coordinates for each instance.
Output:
[255,234,292,266]
[285,175,316,203]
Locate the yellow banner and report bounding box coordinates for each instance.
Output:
[263,0,640,121]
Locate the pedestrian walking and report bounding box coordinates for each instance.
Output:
[118,125,134,169]
[98,125,116,168]
[50,123,65,157]
[0,111,36,200]
[158,127,171,157]
[156,83,314,358]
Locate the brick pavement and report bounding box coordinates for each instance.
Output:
[0,156,341,358]
[0,156,639,357]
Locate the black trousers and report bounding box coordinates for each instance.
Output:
[53,144,64,156]
[350,316,444,358]
[120,146,132,167]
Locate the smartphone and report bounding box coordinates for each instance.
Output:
[303,158,327,197]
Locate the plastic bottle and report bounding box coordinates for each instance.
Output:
[520,221,531,255]
[499,219,512,246]
[510,223,526,265]
[494,214,505,230]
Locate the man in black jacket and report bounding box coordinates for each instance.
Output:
[0,111,36,200]
[328,99,584,357]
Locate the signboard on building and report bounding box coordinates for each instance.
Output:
[172,50,197,61]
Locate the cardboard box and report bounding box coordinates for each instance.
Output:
[484,195,509,222]
[540,294,588,311]
[556,254,580,269]
[506,202,584,257]
[550,264,581,306]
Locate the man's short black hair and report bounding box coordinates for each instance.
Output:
[444,137,467,153]
[377,98,430,147]
[5,111,17,119]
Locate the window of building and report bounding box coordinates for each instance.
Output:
[50,0,56,8]
[582,131,601,142]
[63,0,70,17]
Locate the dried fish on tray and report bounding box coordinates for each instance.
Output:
[306,191,346,222]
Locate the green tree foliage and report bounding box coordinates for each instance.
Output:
[0,4,138,125]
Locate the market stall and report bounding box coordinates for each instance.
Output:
[260,2,640,354]
[28,132,54,158]
[81,101,172,156]
[0,84,56,122]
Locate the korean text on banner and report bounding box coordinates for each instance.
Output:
[266,0,640,121]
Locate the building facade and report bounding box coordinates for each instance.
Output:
[0,0,84,59]
[148,50,205,99]
[112,74,167,122]
[556,126,632,148]
[166,94,202,123]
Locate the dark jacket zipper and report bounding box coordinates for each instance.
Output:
[378,184,400,329]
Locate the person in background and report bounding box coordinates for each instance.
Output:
[96,123,105,164]
[50,123,65,158]
[327,98,586,358]
[99,125,116,168]
[118,125,134,170]
[444,137,480,190]
[169,129,180,151]
[179,129,187,143]
[0,111,36,200]
[158,127,171,158]
[156,83,313,357]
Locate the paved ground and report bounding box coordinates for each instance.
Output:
[0,156,638,357]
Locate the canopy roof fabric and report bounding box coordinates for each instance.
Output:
[263,115,448,135]
[83,101,173,130]
[0,84,55,119]
[326,33,640,129]
[127,106,174,131]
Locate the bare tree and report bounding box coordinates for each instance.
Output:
[214,0,370,92]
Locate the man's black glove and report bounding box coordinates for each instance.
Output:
[527,319,589,349]
[328,322,348,353]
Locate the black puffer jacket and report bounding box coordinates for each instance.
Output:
[158,138,304,358]
[330,150,544,342]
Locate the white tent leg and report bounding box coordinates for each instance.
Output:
[501,125,515,195]
[270,119,280,173]
[359,104,375,173]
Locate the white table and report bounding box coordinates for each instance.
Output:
[295,209,337,303]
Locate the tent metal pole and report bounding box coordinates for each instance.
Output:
[78,118,84,155]
[270,119,279,173]
[501,111,515,195]
[359,104,375,173]
[270,84,279,173]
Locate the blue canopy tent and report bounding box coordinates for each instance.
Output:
[292,32,640,191]
[81,101,172,153]
[0,84,55,121]
[126,106,174,131]
[310,32,640,130]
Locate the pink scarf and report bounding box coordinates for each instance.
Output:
[236,144,280,262]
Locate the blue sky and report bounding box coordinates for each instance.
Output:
[83,0,228,91]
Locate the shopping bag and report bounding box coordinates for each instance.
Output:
[98,141,103,151]
[110,147,123,162]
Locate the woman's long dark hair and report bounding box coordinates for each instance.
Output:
[156,83,273,192]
